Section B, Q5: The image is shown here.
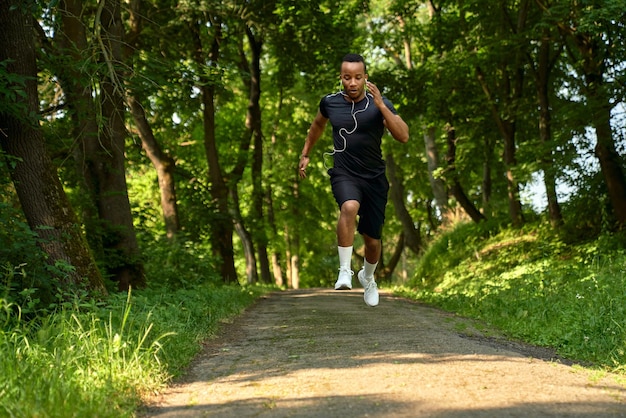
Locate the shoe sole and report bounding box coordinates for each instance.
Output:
[335,284,352,290]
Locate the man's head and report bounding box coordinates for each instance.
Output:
[342,53,367,74]
[340,53,368,101]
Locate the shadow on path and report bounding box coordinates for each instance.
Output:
[141,289,625,417]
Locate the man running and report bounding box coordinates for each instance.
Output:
[298,53,409,307]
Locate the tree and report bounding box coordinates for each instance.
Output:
[43,0,145,290]
[124,0,181,240]
[528,19,563,226]
[93,0,145,289]
[241,24,272,284]
[0,0,105,295]
[189,14,238,283]
[548,0,626,227]
[444,126,486,223]
[473,0,533,227]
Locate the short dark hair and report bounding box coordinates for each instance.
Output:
[342,53,367,73]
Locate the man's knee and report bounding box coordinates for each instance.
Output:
[340,200,360,217]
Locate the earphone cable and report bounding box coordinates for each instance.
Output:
[323,92,371,170]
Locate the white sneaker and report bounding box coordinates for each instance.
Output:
[358,269,379,307]
[334,267,353,290]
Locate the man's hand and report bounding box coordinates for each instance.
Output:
[298,155,310,179]
[367,80,409,143]
[366,80,384,108]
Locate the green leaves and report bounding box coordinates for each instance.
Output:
[0,60,31,122]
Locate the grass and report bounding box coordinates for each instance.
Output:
[0,282,270,418]
[3,218,626,416]
[395,221,626,372]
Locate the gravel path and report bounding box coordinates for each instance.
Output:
[141,288,625,417]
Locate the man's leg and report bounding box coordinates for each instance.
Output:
[337,200,359,247]
[358,233,381,306]
[335,200,359,290]
[363,233,381,265]
[355,173,387,306]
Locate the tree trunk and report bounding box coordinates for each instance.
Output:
[285,226,293,289]
[379,233,405,281]
[503,122,524,226]
[231,188,258,284]
[242,26,272,284]
[285,224,300,289]
[476,66,524,226]
[271,253,284,287]
[127,96,180,239]
[535,29,562,225]
[94,0,145,290]
[289,177,301,289]
[475,0,529,227]
[386,153,422,254]
[124,1,180,240]
[445,126,486,223]
[423,126,449,223]
[54,0,145,289]
[266,187,283,286]
[582,49,626,227]
[53,0,104,258]
[191,20,238,283]
[0,0,106,295]
[290,253,300,289]
[592,99,626,227]
[482,138,493,217]
[557,3,626,228]
[268,90,284,286]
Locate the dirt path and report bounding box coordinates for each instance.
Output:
[141,288,625,417]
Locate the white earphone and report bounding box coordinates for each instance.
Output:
[323,88,371,169]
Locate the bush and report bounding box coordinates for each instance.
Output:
[0,201,57,312]
[399,221,626,371]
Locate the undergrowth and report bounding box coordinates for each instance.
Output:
[396,221,626,372]
[0,281,269,418]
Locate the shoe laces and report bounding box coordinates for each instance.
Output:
[364,280,377,291]
[338,267,354,276]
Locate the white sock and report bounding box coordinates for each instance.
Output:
[338,246,353,270]
[363,259,378,280]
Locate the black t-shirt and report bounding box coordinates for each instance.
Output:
[320,91,398,179]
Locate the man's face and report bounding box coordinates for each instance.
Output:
[340,61,367,101]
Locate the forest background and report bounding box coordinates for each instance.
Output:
[1,0,625,416]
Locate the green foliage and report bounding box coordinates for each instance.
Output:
[558,170,617,238]
[0,282,268,417]
[131,283,267,376]
[412,219,501,286]
[399,221,626,372]
[0,200,59,311]
[139,233,223,288]
[0,290,166,417]
[0,59,30,120]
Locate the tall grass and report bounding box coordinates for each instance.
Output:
[0,292,161,417]
[0,282,267,417]
[396,221,626,372]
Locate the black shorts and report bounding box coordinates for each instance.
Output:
[329,167,389,240]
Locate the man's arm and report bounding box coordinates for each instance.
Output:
[382,113,409,143]
[299,110,328,178]
[367,81,409,143]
